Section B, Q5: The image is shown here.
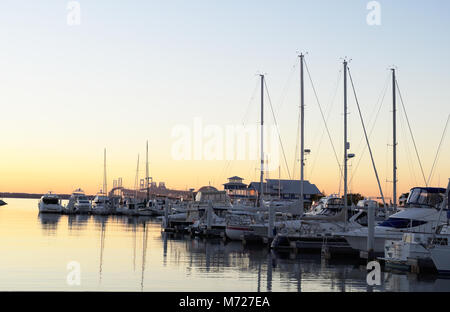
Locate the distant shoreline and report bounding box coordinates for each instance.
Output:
[0,193,85,200]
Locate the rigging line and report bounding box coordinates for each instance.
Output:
[242,77,261,126]
[217,77,259,183]
[278,59,299,113]
[351,73,390,163]
[347,67,386,207]
[399,106,418,186]
[395,78,428,186]
[303,59,343,180]
[349,72,390,185]
[263,78,292,179]
[292,108,301,179]
[309,67,343,181]
[427,114,450,185]
[385,130,389,201]
[277,60,299,179]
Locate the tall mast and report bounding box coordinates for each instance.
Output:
[259,74,265,208]
[392,68,397,211]
[135,154,140,199]
[299,53,305,211]
[343,60,348,224]
[146,140,149,202]
[103,148,107,196]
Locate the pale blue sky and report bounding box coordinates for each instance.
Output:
[0,1,449,196]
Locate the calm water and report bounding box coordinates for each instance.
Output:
[0,198,449,292]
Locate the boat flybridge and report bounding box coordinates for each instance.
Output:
[344,186,447,254]
[64,188,91,214]
[307,194,341,215]
[38,192,63,213]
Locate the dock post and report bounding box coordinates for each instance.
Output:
[321,244,331,260]
[207,200,213,231]
[268,201,274,240]
[164,201,169,230]
[367,202,375,261]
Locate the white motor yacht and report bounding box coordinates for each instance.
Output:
[122,198,145,216]
[344,186,447,254]
[38,192,63,213]
[91,193,111,215]
[147,198,171,216]
[65,188,91,214]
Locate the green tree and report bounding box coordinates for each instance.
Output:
[343,193,365,206]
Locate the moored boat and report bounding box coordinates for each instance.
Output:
[38,192,63,213]
[64,188,91,214]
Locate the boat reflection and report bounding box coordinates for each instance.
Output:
[38,213,61,234]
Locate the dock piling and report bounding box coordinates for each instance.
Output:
[367,202,375,261]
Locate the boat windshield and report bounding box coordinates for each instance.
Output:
[325,198,343,208]
[318,208,341,216]
[43,198,59,205]
[406,187,445,208]
[78,196,88,201]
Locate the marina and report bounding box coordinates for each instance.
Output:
[0,1,449,297]
[2,55,449,292]
[2,198,450,292]
[5,55,450,289]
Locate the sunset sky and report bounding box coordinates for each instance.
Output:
[0,0,449,201]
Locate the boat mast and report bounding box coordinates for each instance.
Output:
[103,148,107,196]
[299,53,305,211]
[258,74,265,208]
[146,140,150,203]
[135,154,140,199]
[392,68,397,212]
[343,60,348,225]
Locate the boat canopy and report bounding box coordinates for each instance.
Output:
[42,197,59,205]
[406,187,446,208]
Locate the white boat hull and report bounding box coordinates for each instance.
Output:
[39,204,63,213]
[344,231,403,253]
[431,246,450,274]
[225,226,253,241]
[91,207,110,215]
[137,210,153,216]
[75,204,91,214]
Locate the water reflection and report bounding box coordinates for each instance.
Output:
[5,198,449,291]
[141,222,149,291]
[96,215,107,286]
[38,213,61,235]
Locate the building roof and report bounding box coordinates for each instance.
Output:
[223,182,247,187]
[228,176,243,180]
[197,186,218,192]
[248,179,321,195]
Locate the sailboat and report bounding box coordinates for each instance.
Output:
[343,68,447,254]
[225,72,303,241]
[138,140,154,216]
[92,148,111,215]
[271,58,388,251]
